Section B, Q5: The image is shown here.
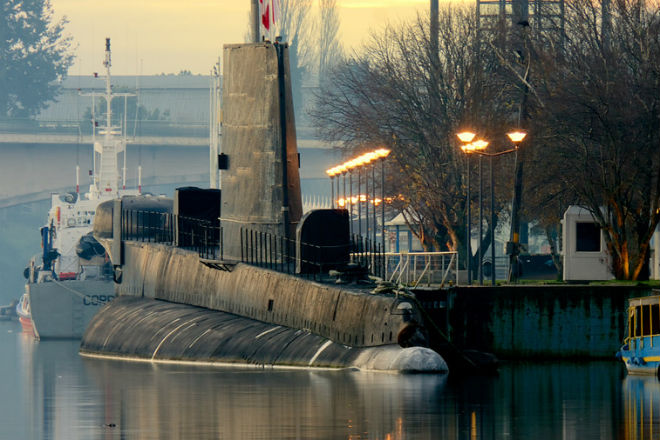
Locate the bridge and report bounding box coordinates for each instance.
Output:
[0,73,336,208]
[0,130,335,209]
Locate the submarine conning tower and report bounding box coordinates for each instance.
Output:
[220,42,303,259]
[85,42,448,372]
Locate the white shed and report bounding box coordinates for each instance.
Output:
[562,206,614,281]
[384,212,423,253]
[652,225,660,280]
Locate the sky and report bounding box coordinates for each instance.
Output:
[52,0,428,76]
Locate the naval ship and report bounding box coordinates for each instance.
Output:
[23,39,140,339]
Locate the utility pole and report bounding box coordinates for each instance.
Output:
[430,0,439,57]
[209,58,221,189]
[507,0,529,283]
[430,0,439,118]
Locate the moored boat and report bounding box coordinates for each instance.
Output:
[618,293,660,375]
[16,293,34,335]
[24,38,138,339]
[0,298,18,320]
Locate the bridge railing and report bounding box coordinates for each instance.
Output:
[0,118,210,138]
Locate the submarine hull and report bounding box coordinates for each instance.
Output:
[81,296,447,372]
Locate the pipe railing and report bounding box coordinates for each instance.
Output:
[120,210,222,260]
[120,209,384,279]
[384,251,459,287]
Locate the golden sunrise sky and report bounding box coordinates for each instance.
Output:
[53,0,428,75]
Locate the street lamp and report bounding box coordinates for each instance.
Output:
[325,167,338,208]
[505,131,527,283]
[456,131,476,284]
[326,148,392,249]
[459,137,487,285]
[375,148,391,252]
[456,130,526,286]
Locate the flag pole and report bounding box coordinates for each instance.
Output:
[251,0,260,42]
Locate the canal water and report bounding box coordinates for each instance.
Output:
[0,318,655,439]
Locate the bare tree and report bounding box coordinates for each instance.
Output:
[312,7,518,274]
[277,0,314,119]
[516,0,660,279]
[317,0,343,83]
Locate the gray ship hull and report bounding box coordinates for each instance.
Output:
[28,279,114,339]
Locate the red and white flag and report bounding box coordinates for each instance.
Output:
[259,0,279,36]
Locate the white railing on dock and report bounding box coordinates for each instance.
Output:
[384,251,459,287]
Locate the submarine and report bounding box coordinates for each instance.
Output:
[80,42,448,373]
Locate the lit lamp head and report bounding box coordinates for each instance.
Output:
[507,131,527,144]
[375,148,391,158]
[472,139,489,151]
[457,131,476,144]
[362,152,377,165]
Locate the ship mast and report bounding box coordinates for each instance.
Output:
[104,38,113,143]
[82,38,135,200]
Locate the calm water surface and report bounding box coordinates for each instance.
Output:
[0,319,655,439]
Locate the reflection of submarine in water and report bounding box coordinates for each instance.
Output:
[83,360,447,438]
[80,42,447,372]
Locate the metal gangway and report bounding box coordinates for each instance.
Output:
[384,251,459,287]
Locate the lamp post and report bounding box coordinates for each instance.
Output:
[456,131,526,285]
[505,131,527,283]
[457,131,476,284]
[348,163,354,236]
[479,154,484,284]
[375,148,390,252]
[469,139,488,285]
[327,149,392,247]
[341,165,347,209]
[326,169,336,208]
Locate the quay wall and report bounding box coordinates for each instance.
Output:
[417,285,651,359]
[117,240,417,349]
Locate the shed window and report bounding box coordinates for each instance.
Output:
[576,222,601,252]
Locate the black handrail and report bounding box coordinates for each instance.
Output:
[120,209,384,278]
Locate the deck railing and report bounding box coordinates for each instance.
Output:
[120,209,384,279]
[385,251,459,287]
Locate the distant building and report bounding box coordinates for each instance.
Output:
[40,75,211,124]
[384,213,423,253]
